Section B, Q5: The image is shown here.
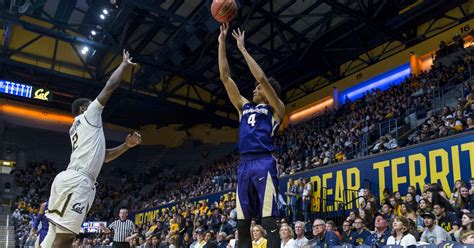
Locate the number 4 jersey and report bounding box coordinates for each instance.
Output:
[67,99,106,180]
[238,103,280,155]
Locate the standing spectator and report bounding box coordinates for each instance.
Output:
[305,219,339,247]
[365,213,391,247]
[294,221,308,247]
[286,179,299,223]
[100,207,138,248]
[386,216,417,247]
[301,178,311,223]
[278,193,288,220]
[352,217,370,246]
[280,225,296,247]
[433,202,459,234]
[420,212,452,245]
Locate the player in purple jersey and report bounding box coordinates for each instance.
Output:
[218,22,285,248]
[29,202,49,248]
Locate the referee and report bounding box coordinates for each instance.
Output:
[100,207,137,248]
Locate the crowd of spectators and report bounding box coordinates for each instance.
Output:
[276,54,472,176]
[12,40,474,247]
[12,161,56,247]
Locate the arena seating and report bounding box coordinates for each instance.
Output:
[13,44,474,247]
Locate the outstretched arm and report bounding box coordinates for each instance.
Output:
[104,132,142,163]
[97,50,137,106]
[218,22,249,113]
[232,28,285,119]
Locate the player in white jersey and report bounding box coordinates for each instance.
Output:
[41,50,141,248]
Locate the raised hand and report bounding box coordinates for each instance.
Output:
[231,28,245,50]
[218,22,230,43]
[122,49,137,66]
[125,132,142,148]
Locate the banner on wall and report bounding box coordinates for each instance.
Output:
[279,132,474,213]
[133,132,474,224]
[132,190,234,225]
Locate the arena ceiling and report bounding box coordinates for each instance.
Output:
[0,0,471,128]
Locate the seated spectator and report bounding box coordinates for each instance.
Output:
[467,116,474,131]
[420,212,452,245]
[305,219,339,247]
[251,225,267,248]
[405,192,418,210]
[204,231,217,248]
[150,235,162,248]
[386,216,417,247]
[454,185,474,213]
[352,217,371,246]
[227,230,238,248]
[294,221,308,247]
[193,228,206,247]
[381,202,395,223]
[341,220,354,245]
[365,213,391,247]
[462,230,474,245]
[215,232,227,248]
[455,213,474,242]
[182,233,193,247]
[400,202,417,223]
[325,220,342,240]
[280,224,296,247]
[385,133,398,150]
[433,202,460,234]
[217,215,233,236]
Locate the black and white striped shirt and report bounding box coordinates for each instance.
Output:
[108,219,136,242]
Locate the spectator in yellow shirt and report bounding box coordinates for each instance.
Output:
[169,216,179,239]
[252,225,268,248]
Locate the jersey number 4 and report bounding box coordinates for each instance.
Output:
[247,114,257,127]
[72,133,79,151]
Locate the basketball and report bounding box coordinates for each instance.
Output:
[211,0,237,23]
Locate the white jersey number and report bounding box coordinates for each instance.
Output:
[247,114,256,127]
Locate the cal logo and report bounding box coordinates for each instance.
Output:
[34,89,50,101]
[71,203,85,214]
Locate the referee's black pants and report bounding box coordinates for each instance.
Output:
[112,241,130,248]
